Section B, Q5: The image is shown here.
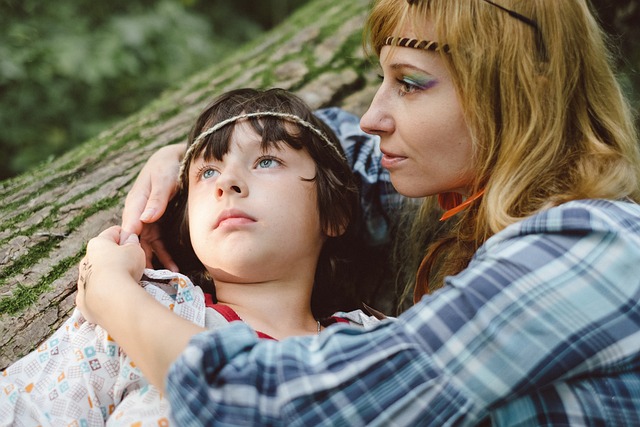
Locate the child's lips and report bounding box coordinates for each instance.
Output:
[214,209,256,229]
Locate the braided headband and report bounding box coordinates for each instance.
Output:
[383,36,450,53]
[179,111,345,188]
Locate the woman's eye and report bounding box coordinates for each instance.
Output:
[257,157,280,169]
[397,75,436,96]
[397,78,421,95]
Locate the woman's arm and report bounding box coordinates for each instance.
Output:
[76,226,206,389]
[165,201,640,425]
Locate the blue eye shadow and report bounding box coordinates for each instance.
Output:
[403,73,438,89]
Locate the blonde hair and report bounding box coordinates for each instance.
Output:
[366,0,640,300]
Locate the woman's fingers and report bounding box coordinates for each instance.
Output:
[139,223,179,271]
[152,240,179,272]
[121,144,184,233]
[141,239,155,268]
[120,144,184,268]
[121,187,151,237]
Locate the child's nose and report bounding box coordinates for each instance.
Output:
[215,172,247,198]
[217,184,242,198]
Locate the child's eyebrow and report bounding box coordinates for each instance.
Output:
[179,111,344,189]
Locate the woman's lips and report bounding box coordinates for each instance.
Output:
[380,152,407,169]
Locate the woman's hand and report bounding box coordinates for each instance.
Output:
[120,143,185,271]
[76,226,146,324]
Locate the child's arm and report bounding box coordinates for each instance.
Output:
[75,226,206,389]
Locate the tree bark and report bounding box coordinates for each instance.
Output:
[0,0,379,369]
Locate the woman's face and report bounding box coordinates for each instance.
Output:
[360,33,474,198]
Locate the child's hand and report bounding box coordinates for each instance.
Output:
[76,226,145,324]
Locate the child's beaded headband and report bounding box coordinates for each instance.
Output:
[178,111,345,188]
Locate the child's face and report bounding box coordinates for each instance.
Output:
[187,121,324,283]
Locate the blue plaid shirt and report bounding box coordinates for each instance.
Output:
[314,108,403,245]
[167,198,640,426]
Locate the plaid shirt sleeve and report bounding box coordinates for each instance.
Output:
[314,108,403,245]
[167,200,640,426]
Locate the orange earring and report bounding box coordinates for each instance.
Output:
[438,189,485,221]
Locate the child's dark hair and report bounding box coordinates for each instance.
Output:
[161,88,360,317]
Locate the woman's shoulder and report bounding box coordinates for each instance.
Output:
[314,107,382,163]
[314,107,362,135]
[458,199,640,295]
[495,199,640,242]
[475,199,640,263]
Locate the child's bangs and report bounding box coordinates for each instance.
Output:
[254,117,307,152]
[196,116,308,162]
[194,123,234,162]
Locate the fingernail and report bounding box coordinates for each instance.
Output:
[124,234,139,245]
[140,208,156,222]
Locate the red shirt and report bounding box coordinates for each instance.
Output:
[203,293,349,340]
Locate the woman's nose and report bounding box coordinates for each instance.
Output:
[360,88,394,136]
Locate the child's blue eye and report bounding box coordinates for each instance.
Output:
[199,167,219,180]
[257,157,280,169]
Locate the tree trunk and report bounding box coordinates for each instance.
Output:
[0,0,379,369]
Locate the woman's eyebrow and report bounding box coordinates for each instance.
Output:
[390,63,428,73]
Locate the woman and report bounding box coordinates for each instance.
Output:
[83,0,640,425]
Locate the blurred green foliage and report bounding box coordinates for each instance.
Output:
[0,0,308,180]
[0,0,638,181]
[591,0,640,109]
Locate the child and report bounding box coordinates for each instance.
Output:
[0,88,379,426]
